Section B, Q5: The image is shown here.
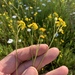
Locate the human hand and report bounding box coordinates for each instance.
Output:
[0,44,68,75]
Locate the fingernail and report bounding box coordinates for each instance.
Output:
[22,66,38,75]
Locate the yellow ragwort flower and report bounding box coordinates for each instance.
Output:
[6,16,9,19]
[17,20,26,30]
[9,1,12,5]
[54,17,58,21]
[8,24,13,29]
[28,22,38,30]
[55,21,60,27]
[60,54,62,58]
[59,28,64,34]
[62,21,66,27]
[28,24,32,28]
[39,28,46,32]
[10,20,13,23]
[61,39,64,43]
[34,12,38,16]
[58,17,63,22]
[40,35,46,39]
[25,17,29,21]
[59,18,66,27]
[53,12,58,17]
[55,17,66,28]
[2,4,5,7]
[48,14,52,19]
[30,6,33,9]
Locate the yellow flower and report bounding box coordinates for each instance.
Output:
[8,24,13,28]
[40,35,46,39]
[10,20,13,23]
[9,1,12,5]
[59,28,64,34]
[34,12,38,16]
[60,54,62,58]
[30,6,33,9]
[48,14,52,19]
[25,17,29,21]
[62,21,66,27]
[2,4,5,7]
[55,21,60,27]
[61,39,64,43]
[28,19,31,21]
[55,17,66,28]
[53,12,58,17]
[28,22,38,30]
[6,16,9,19]
[58,17,63,21]
[28,24,32,28]
[17,20,26,30]
[39,28,46,32]
[54,17,58,21]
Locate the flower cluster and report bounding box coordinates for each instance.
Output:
[55,17,66,27]
[39,28,46,39]
[53,12,66,34]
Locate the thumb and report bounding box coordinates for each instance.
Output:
[22,66,38,75]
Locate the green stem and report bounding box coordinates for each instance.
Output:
[37,25,58,70]
[33,44,40,66]
[49,34,55,48]
[15,34,18,75]
[15,29,20,75]
[30,30,34,65]
[33,35,41,66]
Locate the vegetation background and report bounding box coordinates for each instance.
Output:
[0,0,75,75]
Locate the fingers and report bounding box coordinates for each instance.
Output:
[0,72,5,75]
[16,44,48,62]
[22,67,38,75]
[0,44,48,74]
[36,47,59,70]
[12,47,59,75]
[44,66,68,75]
